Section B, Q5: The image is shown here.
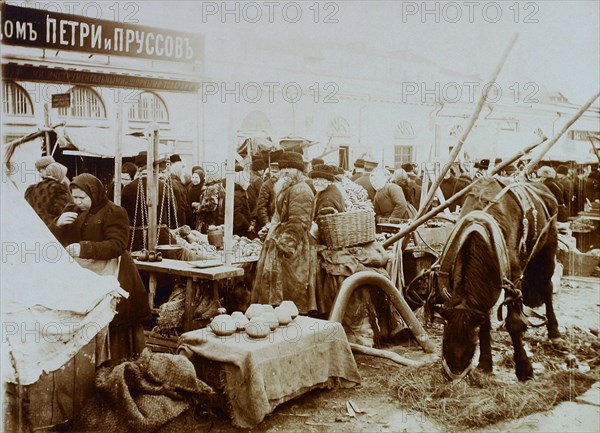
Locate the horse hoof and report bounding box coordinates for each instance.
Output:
[516,364,534,382]
[551,338,567,350]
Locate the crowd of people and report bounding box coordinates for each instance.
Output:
[23,150,600,356]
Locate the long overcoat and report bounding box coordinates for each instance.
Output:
[251,181,317,313]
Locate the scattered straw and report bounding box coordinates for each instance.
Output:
[387,326,600,430]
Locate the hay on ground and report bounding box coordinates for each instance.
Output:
[387,326,599,429]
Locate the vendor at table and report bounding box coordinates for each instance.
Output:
[251,151,317,313]
[51,174,151,365]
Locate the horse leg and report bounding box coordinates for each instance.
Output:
[525,246,561,340]
[506,305,533,381]
[477,316,493,373]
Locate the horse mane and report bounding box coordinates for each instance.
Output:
[452,222,502,312]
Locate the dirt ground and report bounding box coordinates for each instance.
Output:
[193,275,600,433]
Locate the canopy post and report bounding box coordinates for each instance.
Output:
[147,126,159,251]
[114,89,123,205]
[224,150,236,266]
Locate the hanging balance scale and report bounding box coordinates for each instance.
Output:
[131,159,183,261]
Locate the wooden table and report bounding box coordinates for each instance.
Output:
[134,258,244,331]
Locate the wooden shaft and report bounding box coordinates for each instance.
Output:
[525,90,600,173]
[329,271,435,353]
[349,343,425,367]
[416,33,519,219]
[382,136,546,249]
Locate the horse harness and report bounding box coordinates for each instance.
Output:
[429,182,557,326]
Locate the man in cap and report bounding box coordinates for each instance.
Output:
[107,161,138,201]
[474,159,490,179]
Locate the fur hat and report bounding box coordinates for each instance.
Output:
[278,151,305,172]
[35,156,55,171]
[309,164,336,181]
[311,158,325,166]
[169,154,182,163]
[251,157,267,171]
[191,165,203,174]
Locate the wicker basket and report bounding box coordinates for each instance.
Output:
[317,209,376,249]
[156,285,186,331]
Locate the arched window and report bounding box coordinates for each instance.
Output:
[128,91,169,122]
[2,82,34,116]
[58,87,106,119]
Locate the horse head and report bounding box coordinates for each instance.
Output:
[440,305,486,381]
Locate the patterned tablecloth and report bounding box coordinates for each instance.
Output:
[177,316,361,428]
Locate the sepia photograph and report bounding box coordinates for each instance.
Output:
[1,1,599,432]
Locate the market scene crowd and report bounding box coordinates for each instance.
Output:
[23,150,600,358]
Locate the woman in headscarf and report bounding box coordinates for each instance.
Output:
[186,166,205,230]
[51,174,151,365]
[25,162,72,227]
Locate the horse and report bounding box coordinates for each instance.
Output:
[423,177,561,381]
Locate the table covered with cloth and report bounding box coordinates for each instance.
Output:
[177,316,361,428]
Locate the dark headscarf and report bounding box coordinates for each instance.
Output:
[70,173,109,212]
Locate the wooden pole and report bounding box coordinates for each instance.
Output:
[43,104,51,156]
[349,343,425,367]
[382,135,546,249]
[415,33,519,219]
[147,126,159,251]
[224,147,236,266]
[113,89,123,205]
[525,90,600,173]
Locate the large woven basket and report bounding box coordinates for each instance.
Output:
[156,286,186,331]
[317,209,376,249]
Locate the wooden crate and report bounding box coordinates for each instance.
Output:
[144,330,179,354]
[188,355,230,416]
[558,250,600,277]
[4,337,98,432]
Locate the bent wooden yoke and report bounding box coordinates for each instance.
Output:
[436,210,511,303]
